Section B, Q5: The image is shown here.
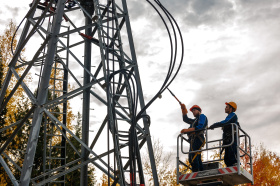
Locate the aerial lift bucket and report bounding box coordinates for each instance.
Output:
[177,123,254,186]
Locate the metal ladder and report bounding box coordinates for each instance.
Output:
[42,22,69,185]
[93,0,144,184]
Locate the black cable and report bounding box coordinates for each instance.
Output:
[11,17,25,58]
[156,0,184,91]
[104,2,184,183]
[154,0,181,91]
[106,2,185,183]
[106,1,111,184]
[11,0,50,64]
[136,0,184,122]
[108,69,140,184]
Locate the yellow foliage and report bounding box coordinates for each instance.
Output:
[0,20,76,183]
[0,20,30,125]
[99,173,120,186]
[241,144,280,186]
[0,21,32,184]
[0,174,8,186]
[210,142,280,186]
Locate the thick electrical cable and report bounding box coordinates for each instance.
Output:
[11,0,52,64]
[106,0,110,184]
[108,68,141,184]
[155,0,184,90]
[136,0,184,122]
[11,0,76,64]
[151,0,181,90]
[107,1,184,183]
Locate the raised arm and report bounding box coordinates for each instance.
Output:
[183,114,196,125]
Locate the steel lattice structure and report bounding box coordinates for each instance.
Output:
[0,0,183,185]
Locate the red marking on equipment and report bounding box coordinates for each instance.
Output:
[233,166,238,171]
[226,167,232,173]
[80,33,93,40]
[192,172,198,178]
[64,15,69,22]
[218,168,225,174]
[179,175,185,180]
[130,173,135,185]
[140,184,145,186]
[185,173,191,180]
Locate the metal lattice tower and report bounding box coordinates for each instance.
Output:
[0,0,164,185]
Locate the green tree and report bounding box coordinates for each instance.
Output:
[142,138,173,185]
[65,112,96,185]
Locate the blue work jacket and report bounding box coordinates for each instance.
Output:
[211,112,239,131]
[211,112,239,142]
[183,113,208,131]
[218,112,238,125]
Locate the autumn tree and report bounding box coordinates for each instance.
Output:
[0,21,46,184]
[0,20,77,184]
[142,138,174,185]
[0,20,30,120]
[210,142,280,185]
[0,48,3,83]
[241,144,280,186]
[97,138,174,185]
[0,20,31,185]
[0,42,10,185]
[99,173,120,186]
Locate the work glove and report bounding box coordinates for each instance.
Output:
[208,123,219,130]
[180,103,188,115]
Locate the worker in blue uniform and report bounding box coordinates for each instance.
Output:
[180,104,208,172]
[209,102,239,167]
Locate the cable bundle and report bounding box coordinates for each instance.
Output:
[136,0,184,121]
[106,0,184,184]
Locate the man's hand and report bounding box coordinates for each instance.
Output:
[208,124,217,130]
[181,128,195,134]
[180,103,188,115]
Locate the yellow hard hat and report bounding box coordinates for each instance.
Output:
[225,102,237,112]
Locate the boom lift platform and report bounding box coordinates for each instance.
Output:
[177,123,254,186]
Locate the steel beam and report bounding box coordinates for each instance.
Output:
[81,4,93,184]
[19,1,67,185]
[121,0,159,184]
[1,0,165,185]
[0,155,19,186]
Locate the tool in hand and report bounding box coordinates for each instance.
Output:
[167,88,181,104]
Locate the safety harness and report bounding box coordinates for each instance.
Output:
[185,118,206,172]
[190,137,206,164]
